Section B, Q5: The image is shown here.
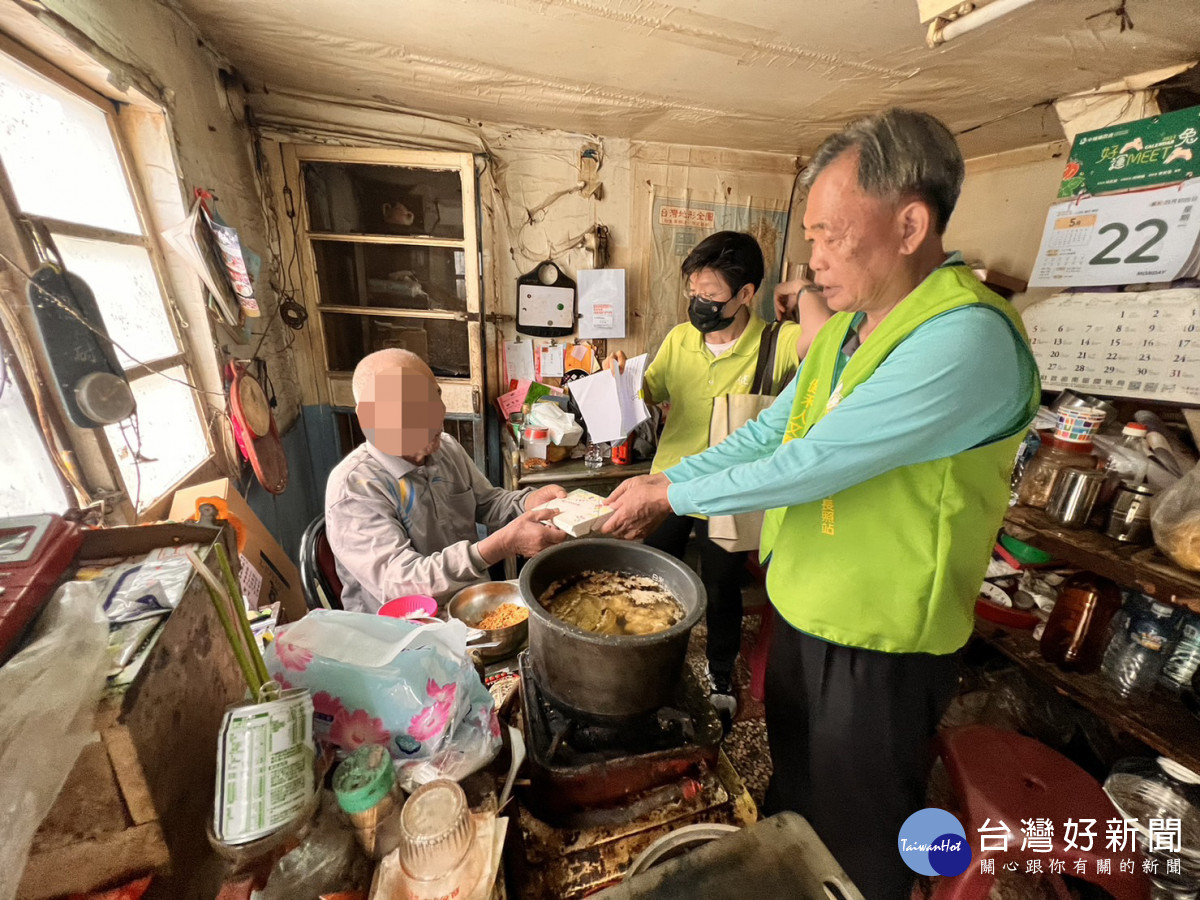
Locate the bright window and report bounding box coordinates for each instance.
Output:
[0,49,211,513]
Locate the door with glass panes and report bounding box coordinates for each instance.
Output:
[285,147,484,466]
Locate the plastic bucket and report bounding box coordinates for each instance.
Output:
[379,595,439,619]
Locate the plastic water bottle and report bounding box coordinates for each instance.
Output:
[1159,614,1200,693]
[1101,601,1178,699]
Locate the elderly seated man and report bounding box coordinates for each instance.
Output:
[325,348,567,613]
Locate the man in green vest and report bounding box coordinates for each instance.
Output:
[603,108,1040,897]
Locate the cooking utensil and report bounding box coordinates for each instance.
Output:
[1046,467,1106,528]
[446,581,528,663]
[520,538,705,720]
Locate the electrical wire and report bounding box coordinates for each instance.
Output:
[778,165,806,280]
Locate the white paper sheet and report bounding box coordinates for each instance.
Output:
[568,353,649,442]
[538,342,565,378]
[577,268,626,338]
[504,340,536,383]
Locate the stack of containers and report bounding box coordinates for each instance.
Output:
[1016,407,1106,509]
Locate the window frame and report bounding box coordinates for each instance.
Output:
[279,144,487,465]
[0,35,218,522]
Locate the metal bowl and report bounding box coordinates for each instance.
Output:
[447,581,529,663]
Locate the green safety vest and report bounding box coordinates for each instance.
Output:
[759,265,1039,655]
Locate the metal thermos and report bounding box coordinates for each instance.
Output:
[1046,467,1106,528]
[1105,484,1155,543]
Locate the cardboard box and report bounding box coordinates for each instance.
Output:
[169,478,306,624]
[536,489,614,538]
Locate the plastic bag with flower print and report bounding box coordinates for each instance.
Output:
[263,609,500,791]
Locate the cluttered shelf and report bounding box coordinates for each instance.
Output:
[1004,505,1200,611]
[974,617,1200,775]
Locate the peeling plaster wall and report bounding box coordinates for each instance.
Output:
[27,0,303,430]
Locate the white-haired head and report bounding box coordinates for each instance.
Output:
[352,348,434,404]
[352,349,444,462]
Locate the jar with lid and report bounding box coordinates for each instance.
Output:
[522,426,550,461]
[398,779,486,900]
[1015,435,1098,509]
[1105,483,1155,543]
[1040,572,1122,673]
[332,744,405,860]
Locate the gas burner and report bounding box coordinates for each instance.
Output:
[517,651,723,824]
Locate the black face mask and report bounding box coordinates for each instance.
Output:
[688,295,738,334]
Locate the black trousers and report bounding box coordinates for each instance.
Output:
[763,619,959,900]
[644,513,746,679]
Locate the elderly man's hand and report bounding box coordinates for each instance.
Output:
[524,484,568,511]
[483,507,567,562]
[600,473,672,540]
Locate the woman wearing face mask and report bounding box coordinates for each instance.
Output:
[607,230,827,726]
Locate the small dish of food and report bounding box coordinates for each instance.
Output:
[447,581,529,662]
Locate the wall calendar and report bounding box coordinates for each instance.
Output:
[1023,290,1200,403]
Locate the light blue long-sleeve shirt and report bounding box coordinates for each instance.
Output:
[665,305,1038,517]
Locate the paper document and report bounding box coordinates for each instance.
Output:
[568,354,650,443]
[504,340,536,383]
[578,268,626,338]
[538,342,565,378]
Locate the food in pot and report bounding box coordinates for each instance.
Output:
[476,602,529,630]
[539,571,684,636]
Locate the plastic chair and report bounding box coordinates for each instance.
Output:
[931,725,1150,899]
[299,515,343,611]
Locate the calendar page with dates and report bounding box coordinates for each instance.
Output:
[1023,289,1200,402]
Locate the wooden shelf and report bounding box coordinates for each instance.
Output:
[975,617,1200,773]
[1004,505,1200,613]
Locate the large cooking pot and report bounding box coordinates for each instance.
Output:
[519,539,705,720]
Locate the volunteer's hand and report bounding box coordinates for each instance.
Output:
[602,350,627,374]
[601,473,672,540]
[479,508,567,563]
[774,278,816,322]
[524,483,568,511]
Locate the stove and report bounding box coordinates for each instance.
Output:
[508,652,753,898]
[517,651,723,824]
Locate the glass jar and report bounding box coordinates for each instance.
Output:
[1015,435,1097,509]
[1040,572,1122,673]
[398,779,485,900]
[583,443,604,470]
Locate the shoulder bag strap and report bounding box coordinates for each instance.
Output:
[750,320,781,395]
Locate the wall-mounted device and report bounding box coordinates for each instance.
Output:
[27,263,135,428]
[516,261,576,338]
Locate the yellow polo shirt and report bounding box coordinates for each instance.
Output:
[644,313,803,475]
